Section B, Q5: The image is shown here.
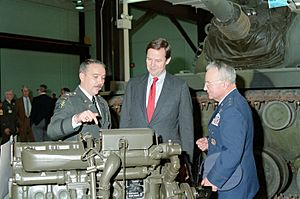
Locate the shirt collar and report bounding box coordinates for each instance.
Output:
[148,70,166,83]
[218,88,236,105]
[79,85,93,102]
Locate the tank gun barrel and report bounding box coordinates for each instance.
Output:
[203,0,250,40]
[202,0,234,22]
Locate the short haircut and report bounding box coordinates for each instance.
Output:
[61,87,70,92]
[206,61,236,84]
[39,84,47,92]
[79,59,106,73]
[146,38,171,59]
[21,86,29,91]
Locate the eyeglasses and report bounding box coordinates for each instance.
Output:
[204,80,224,87]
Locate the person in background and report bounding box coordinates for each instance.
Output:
[1,90,17,144]
[30,84,54,142]
[51,93,58,101]
[15,86,34,142]
[60,87,70,97]
[196,61,259,198]
[47,59,111,141]
[119,38,194,179]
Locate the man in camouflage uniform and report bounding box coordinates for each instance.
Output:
[47,59,111,141]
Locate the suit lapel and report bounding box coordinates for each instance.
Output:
[137,74,149,122]
[21,98,26,115]
[75,87,93,111]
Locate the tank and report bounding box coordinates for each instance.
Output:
[8,129,211,199]
[169,0,300,198]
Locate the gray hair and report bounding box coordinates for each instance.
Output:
[79,59,106,73]
[206,61,236,84]
[21,85,29,91]
[5,89,13,94]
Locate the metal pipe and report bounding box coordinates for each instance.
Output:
[123,2,130,82]
[14,170,65,185]
[98,153,121,198]
[86,136,97,199]
[162,155,181,183]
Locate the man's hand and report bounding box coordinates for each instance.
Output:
[74,110,99,125]
[201,177,218,192]
[196,137,208,151]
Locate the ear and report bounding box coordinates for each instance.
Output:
[79,72,84,81]
[166,57,171,65]
[224,81,231,89]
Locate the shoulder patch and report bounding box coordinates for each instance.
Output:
[58,92,76,109]
[59,99,66,109]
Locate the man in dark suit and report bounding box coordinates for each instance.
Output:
[30,84,54,141]
[196,61,259,198]
[47,59,111,141]
[15,86,34,142]
[120,38,194,166]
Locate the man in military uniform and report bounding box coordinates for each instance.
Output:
[196,61,259,199]
[1,90,18,145]
[47,59,111,141]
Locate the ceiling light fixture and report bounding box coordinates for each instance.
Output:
[75,3,84,10]
[72,0,84,10]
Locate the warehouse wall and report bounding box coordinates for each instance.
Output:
[0,0,197,98]
[130,8,197,77]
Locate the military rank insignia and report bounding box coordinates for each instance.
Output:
[211,113,220,126]
[211,138,217,145]
[59,100,66,109]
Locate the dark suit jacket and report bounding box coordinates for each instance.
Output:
[120,72,194,162]
[30,94,54,127]
[47,86,111,141]
[206,89,259,198]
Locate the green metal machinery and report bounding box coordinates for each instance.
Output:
[8,129,210,199]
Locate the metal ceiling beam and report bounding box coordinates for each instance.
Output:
[168,16,197,53]
[130,0,199,23]
[131,10,157,34]
[0,32,90,56]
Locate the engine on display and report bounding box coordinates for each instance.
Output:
[9,128,209,199]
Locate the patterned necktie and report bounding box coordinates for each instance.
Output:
[147,77,158,123]
[25,97,30,117]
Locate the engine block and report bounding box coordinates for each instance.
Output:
[9,128,208,199]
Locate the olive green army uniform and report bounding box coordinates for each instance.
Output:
[47,86,111,141]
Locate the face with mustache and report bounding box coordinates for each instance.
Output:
[79,63,106,96]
